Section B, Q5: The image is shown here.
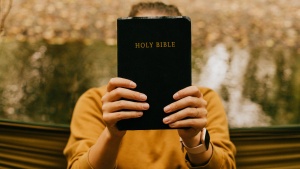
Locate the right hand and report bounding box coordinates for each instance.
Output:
[101,77,149,138]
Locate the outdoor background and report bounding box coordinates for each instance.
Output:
[0,0,299,128]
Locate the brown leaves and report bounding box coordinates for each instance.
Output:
[0,0,12,36]
[2,0,299,49]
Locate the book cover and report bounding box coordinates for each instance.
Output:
[117,16,191,130]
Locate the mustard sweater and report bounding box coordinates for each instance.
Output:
[64,86,236,169]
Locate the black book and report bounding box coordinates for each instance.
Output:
[117,16,191,130]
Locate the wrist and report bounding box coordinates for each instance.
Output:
[180,131,201,148]
[105,127,125,143]
[180,128,210,154]
[89,128,122,168]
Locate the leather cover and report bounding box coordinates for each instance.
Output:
[117,16,191,130]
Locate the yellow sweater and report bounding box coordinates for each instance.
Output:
[64,86,236,169]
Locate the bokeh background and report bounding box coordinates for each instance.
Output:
[0,0,299,127]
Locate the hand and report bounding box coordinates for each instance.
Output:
[101,77,149,138]
[163,86,207,147]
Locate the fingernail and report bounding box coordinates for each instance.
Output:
[174,93,179,99]
[129,81,136,88]
[164,105,171,113]
[140,94,147,100]
[137,112,143,117]
[169,123,175,127]
[163,117,170,124]
[142,103,149,109]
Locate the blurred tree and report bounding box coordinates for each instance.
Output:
[0,0,299,126]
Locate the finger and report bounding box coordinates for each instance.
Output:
[102,87,147,102]
[107,77,136,92]
[163,107,207,124]
[103,111,143,124]
[173,86,202,100]
[164,96,205,113]
[103,100,149,112]
[168,117,207,129]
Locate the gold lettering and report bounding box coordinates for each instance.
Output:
[136,42,175,48]
[135,42,155,48]
[135,43,140,48]
[149,42,153,48]
[156,42,160,48]
[155,41,176,48]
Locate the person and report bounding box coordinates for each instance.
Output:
[63,2,236,169]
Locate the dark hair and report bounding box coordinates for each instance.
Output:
[128,2,182,17]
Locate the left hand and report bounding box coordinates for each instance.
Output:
[163,86,207,147]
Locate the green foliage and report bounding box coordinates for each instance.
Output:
[0,41,116,124]
[243,47,300,125]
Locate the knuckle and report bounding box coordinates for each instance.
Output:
[199,108,207,117]
[101,93,108,102]
[187,108,195,117]
[138,103,145,110]
[107,78,117,92]
[115,112,124,121]
[114,87,121,94]
[116,100,126,109]
[197,98,206,108]
[114,87,123,97]
[108,79,113,86]
[203,118,207,127]
[202,99,207,107]
[102,104,108,112]
[191,86,198,92]
[132,92,139,100]
[203,109,208,116]
[186,96,194,104]
[102,112,111,122]
[198,108,207,117]
[109,77,117,84]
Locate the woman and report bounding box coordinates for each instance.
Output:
[64,2,236,169]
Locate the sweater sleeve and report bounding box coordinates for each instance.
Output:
[63,86,236,169]
[185,88,236,169]
[63,87,107,169]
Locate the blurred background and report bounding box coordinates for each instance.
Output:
[0,0,299,128]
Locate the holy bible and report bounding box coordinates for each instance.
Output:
[117,16,191,130]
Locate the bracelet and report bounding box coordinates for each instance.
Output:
[180,128,210,154]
